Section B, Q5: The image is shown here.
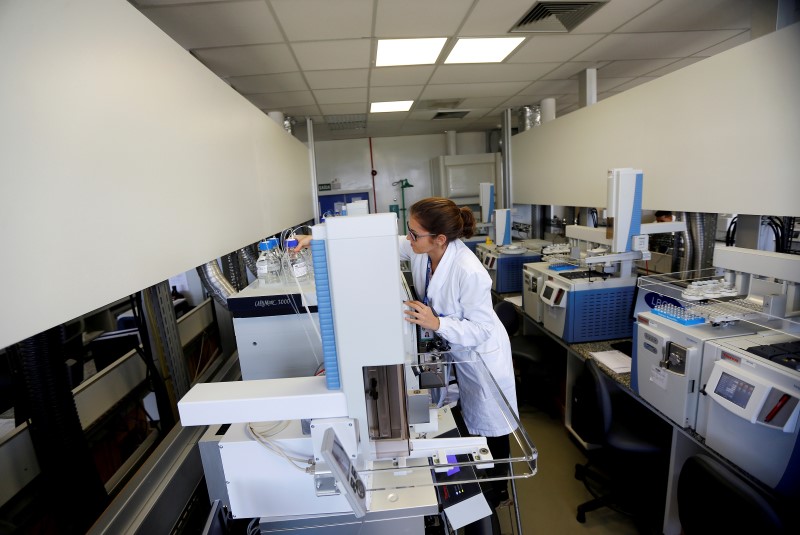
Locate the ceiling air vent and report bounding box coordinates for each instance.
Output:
[325,114,366,131]
[416,99,464,110]
[510,1,608,33]
[432,111,469,120]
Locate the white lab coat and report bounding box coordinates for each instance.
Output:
[399,238,518,437]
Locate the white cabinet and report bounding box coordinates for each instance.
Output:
[430,154,502,205]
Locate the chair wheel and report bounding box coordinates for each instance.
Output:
[577,510,586,523]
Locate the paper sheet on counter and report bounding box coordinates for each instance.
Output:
[504,295,523,307]
[589,350,632,373]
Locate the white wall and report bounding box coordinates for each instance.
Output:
[0,0,313,348]
[314,132,488,215]
[512,22,800,216]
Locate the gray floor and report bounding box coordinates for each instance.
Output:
[508,405,639,535]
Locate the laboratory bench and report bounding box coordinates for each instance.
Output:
[511,304,791,535]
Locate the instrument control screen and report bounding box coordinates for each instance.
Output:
[714,372,755,409]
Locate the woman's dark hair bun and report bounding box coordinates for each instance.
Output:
[460,206,476,239]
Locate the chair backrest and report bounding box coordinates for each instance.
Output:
[493,300,519,337]
[678,454,785,535]
[571,358,613,444]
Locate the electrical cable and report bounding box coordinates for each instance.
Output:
[246,422,315,473]
[725,216,738,246]
[768,216,785,252]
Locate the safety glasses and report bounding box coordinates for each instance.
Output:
[407,228,437,242]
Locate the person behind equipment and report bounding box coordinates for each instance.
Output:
[400,197,518,509]
[654,210,674,222]
[295,200,520,510]
[651,210,675,253]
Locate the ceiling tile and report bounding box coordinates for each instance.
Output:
[609,77,658,92]
[464,108,493,119]
[371,66,436,87]
[460,0,544,36]
[646,57,704,77]
[693,30,750,57]
[194,44,297,77]
[542,62,607,80]
[292,40,371,71]
[520,79,578,96]
[618,0,751,32]
[370,86,424,102]
[320,103,368,115]
[368,111,409,123]
[459,96,509,108]
[228,72,308,94]
[557,104,580,116]
[571,0,659,34]
[573,31,744,61]
[430,63,560,84]
[313,87,368,105]
[597,77,634,92]
[271,0,373,41]
[597,91,622,101]
[500,94,565,108]
[408,110,438,120]
[556,94,579,107]
[247,91,316,109]
[140,1,281,49]
[598,59,678,78]
[375,0,473,37]
[277,105,323,118]
[305,69,369,89]
[509,35,605,63]
[421,82,530,99]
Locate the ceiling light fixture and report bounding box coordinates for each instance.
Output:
[445,37,526,64]
[370,101,414,113]
[376,38,447,67]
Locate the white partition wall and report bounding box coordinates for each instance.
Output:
[512,22,800,216]
[0,0,313,349]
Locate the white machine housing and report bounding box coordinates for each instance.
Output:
[522,262,548,323]
[701,332,800,498]
[228,278,321,380]
[531,261,637,343]
[635,311,755,429]
[480,244,543,294]
[178,214,534,527]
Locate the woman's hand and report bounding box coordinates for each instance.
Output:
[403,300,440,331]
[293,234,313,250]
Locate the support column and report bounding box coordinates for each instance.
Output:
[578,68,597,108]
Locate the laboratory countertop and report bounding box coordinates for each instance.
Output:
[569,339,633,390]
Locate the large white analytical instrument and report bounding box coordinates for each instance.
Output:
[702,331,800,498]
[533,169,687,343]
[476,242,542,294]
[178,214,537,532]
[633,245,800,498]
[228,278,321,380]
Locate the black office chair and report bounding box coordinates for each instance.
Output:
[493,300,563,415]
[678,454,787,535]
[572,358,670,530]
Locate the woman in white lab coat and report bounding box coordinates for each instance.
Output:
[401,197,518,506]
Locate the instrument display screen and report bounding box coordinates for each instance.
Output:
[542,285,554,300]
[714,372,755,409]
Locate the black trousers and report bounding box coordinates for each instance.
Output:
[452,406,512,508]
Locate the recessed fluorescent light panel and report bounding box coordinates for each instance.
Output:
[445,37,525,64]
[376,38,447,67]
[370,101,413,113]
